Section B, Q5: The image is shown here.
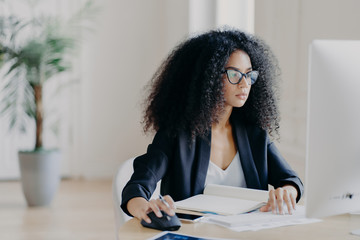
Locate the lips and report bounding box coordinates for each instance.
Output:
[236,93,248,100]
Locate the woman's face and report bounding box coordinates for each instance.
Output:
[222,50,253,108]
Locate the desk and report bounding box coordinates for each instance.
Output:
[118,214,360,240]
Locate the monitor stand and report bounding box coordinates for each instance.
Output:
[351,229,360,236]
[350,211,360,236]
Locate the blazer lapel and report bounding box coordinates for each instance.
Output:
[193,132,211,195]
[233,121,261,189]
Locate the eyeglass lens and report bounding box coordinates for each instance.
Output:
[226,69,259,85]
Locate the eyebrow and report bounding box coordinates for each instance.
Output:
[226,66,253,72]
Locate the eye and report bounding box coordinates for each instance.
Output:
[228,70,240,79]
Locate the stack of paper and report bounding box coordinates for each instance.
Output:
[174,184,321,232]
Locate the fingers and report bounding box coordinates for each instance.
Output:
[283,185,298,212]
[290,191,297,210]
[162,195,176,216]
[148,199,163,217]
[260,203,270,212]
[283,188,292,214]
[140,195,176,224]
[285,186,297,210]
[163,195,176,209]
[139,209,152,223]
[263,187,297,215]
[127,197,152,223]
[153,195,175,216]
[269,189,276,214]
[275,188,284,214]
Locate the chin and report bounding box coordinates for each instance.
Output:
[225,99,247,108]
[234,101,246,108]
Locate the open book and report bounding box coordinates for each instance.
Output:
[175,184,268,216]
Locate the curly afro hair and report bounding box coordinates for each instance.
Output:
[142,28,281,139]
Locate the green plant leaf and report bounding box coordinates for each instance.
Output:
[0,0,98,149]
[5,60,22,76]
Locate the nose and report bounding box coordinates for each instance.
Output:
[237,76,248,87]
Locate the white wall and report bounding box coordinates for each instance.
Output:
[216,0,254,33]
[254,0,360,181]
[78,0,189,178]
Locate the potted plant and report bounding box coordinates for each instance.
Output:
[0,1,96,206]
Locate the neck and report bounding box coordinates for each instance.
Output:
[213,106,233,130]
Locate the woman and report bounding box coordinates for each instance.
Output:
[121,28,303,223]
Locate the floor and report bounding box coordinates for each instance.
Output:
[0,179,115,240]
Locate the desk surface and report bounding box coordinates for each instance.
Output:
[118,214,360,240]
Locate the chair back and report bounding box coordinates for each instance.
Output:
[112,157,160,240]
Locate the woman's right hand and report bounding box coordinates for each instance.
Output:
[127,195,176,223]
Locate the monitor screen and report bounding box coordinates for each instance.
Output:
[305,40,360,218]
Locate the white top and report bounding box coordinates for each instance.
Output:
[204,151,247,188]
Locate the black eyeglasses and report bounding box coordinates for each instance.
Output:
[222,68,259,85]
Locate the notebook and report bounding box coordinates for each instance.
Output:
[175,184,268,216]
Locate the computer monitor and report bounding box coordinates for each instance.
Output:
[305,40,360,220]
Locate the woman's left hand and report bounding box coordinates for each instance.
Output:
[260,185,298,215]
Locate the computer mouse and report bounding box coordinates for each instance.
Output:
[140,210,181,231]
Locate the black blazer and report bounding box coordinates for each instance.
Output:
[121,120,304,216]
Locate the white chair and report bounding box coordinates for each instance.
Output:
[112,157,161,240]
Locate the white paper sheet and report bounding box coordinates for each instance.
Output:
[201,205,321,232]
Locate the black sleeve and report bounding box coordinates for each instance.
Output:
[120,130,174,216]
[267,141,304,202]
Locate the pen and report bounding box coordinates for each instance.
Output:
[159,194,170,208]
[245,202,266,214]
[201,211,219,215]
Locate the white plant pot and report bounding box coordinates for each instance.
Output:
[18,150,61,207]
